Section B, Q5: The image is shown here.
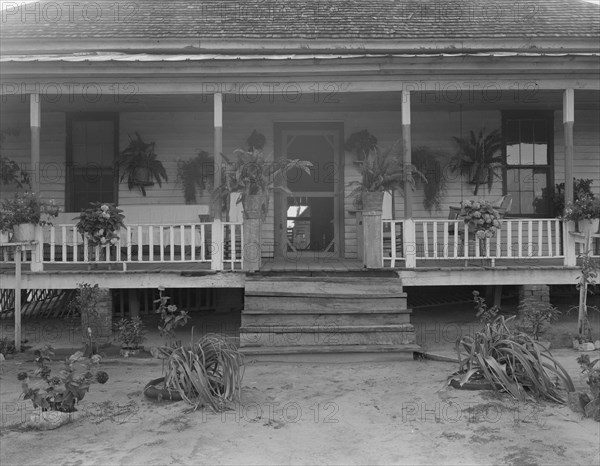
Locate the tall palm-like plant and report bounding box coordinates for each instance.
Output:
[450,129,504,195]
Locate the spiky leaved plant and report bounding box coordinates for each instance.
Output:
[453,315,574,403]
[161,334,244,412]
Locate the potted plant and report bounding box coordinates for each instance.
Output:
[344,129,378,161]
[214,149,312,220]
[460,200,502,240]
[551,178,595,217]
[0,192,60,242]
[562,195,600,235]
[74,202,125,250]
[176,150,214,204]
[348,142,424,212]
[412,146,448,212]
[118,132,168,196]
[450,129,504,195]
[115,316,146,356]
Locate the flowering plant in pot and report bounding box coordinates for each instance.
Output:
[460,200,502,240]
[0,192,60,241]
[74,202,125,249]
[115,316,146,355]
[562,195,600,235]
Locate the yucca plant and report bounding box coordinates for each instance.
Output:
[161,334,244,412]
[453,315,574,403]
[450,128,504,195]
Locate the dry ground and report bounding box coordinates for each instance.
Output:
[1,348,599,466]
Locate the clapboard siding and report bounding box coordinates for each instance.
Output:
[1,100,598,260]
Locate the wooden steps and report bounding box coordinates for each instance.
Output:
[241,272,418,359]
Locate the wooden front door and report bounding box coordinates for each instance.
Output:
[274,123,344,258]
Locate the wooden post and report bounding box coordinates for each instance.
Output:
[564,221,577,266]
[31,226,43,272]
[15,245,22,352]
[403,218,417,268]
[402,91,412,219]
[362,211,382,268]
[30,93,41,193]
[563,89,574,207]
[213,93,223,221]
[243,215,262,271]
[211,220,223,270]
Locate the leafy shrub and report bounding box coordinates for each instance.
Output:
[115,317,146,348]
[19,346,108,413]
[472,290,500,324]
[155,287,189,344]
[517,297,561,340]
[576,354,600,421]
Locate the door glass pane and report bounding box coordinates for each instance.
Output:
[286,196,334,252]
[285,135,334,192]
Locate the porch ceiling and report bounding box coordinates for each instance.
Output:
[1,90,598,114]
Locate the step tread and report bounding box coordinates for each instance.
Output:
[242,308,412,315]
[240,344,421,355]
[245,291,407,298]
[240,324,414,333]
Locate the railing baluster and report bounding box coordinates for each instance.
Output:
[496,226,501,257]
[159,226,164,262]
[432,221,438,259]
[390,221,397,266]
[180,225,185,261]
[72,226,78,262]
[547,220,552,257]
[423,222,429,258]
[442,222,448,259]
[506,221,512,258]
[464,223,469,258]
[61,226,67,262]
[200,224,206,261]
[453,221,458,258]
[169,226,175,261]
[137,226,143,261]
[537,220,543,256]
[555,220,560,256]
[518,221,523,258]
[148,226,154,261]
[49,226,55,262]
[126,227,132,261]
[475,234,480,257]
[527,220,533,257]
[190,225,196,261]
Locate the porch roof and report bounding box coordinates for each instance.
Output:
[2,51,599,63]
[1,0,599,54]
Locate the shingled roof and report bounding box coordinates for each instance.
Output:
[1,0,599,53]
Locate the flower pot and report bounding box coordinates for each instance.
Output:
[11,223,36,242]
[361,191,385,213]
[143,377,183,401]
[0,231,11,243]
[577,218,600,235]
[132,166,154,186]
[243,194,263,219]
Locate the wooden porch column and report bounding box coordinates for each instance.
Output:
[211,93,224,270]
[30,94,44,272]
[563,89,575,207]
[563,89,576,266]
[30,93,41,193]
[402,91,416,268]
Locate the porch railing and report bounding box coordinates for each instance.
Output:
[39,222,244,270]
[383,218,566,268]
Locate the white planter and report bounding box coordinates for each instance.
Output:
[0,231,11,243]
[578,218,600,235]
[12,223,37,242]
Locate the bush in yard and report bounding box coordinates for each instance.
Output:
[517,296,561,341]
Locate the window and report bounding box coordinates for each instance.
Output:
[66,114,118,212]
[502,111,553,216]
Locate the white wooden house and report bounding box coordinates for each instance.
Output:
[1,0,599,356]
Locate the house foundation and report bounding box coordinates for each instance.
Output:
[518,284,550,307]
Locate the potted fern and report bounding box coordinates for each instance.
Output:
[450,129,504,195]
[118,133,168,196]
[348,142,424,212]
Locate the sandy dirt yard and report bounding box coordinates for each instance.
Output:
[1,349,599,466]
